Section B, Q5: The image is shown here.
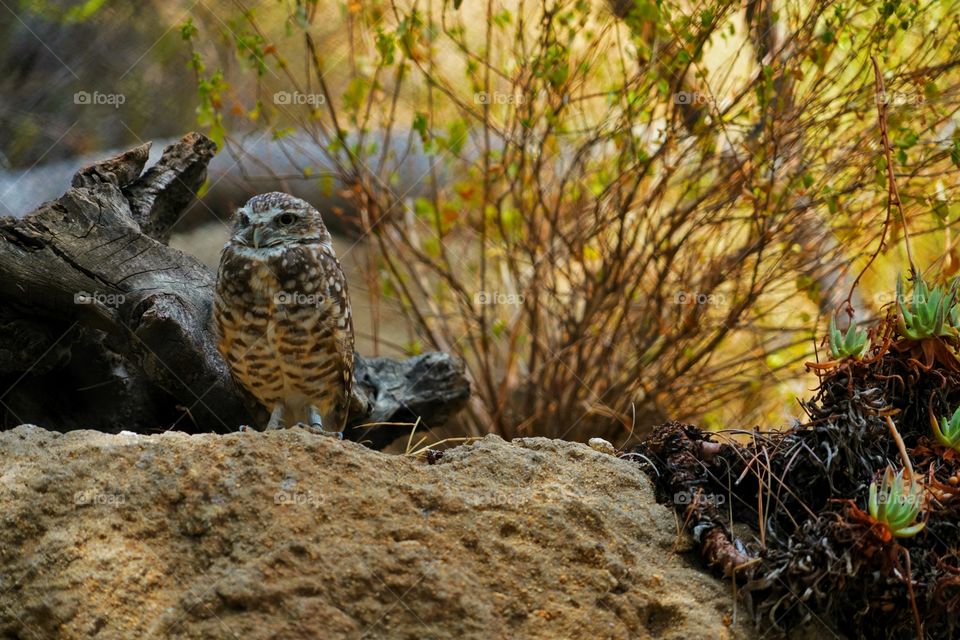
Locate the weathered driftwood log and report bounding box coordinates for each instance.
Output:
[0,133,469,448]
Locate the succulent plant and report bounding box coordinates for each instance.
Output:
[868,466,926,538]
[896,274,960,340]
[933,407,960,450]
[828,317,868,360]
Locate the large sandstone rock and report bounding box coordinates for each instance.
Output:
[0,426,754,639]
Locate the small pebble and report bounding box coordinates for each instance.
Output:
[588,438,616,455]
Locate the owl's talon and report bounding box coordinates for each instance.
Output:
[237,424,254,433]
[294,422,343,439]
[266,404,285,430]
[316,426,343,440]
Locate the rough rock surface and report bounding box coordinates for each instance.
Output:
[0,426,755,639]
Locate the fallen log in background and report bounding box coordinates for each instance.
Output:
[0,133,469,449]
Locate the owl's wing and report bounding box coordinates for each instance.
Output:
[212,248,264,415]
[317,247,355,428]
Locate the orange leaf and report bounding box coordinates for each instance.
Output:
[442,207,459,224]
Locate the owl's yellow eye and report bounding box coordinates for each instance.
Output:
[277,213,296,226]
[238,213,250,226]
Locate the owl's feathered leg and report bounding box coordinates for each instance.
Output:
[266,404,286,430]
[307,405,343,439]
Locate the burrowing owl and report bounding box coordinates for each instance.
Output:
[214,192,354,435]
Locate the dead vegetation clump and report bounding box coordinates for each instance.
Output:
[635,282,960,638]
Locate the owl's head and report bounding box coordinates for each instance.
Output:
[229,192,332,251]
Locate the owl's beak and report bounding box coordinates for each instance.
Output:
[252,226,265,249]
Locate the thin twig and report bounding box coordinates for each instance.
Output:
[871,55,917,276]
[885,415,914,481]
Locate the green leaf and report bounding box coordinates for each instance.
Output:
[413,197,435,218]
[180,17,198,41]
[443,118,469,155]
[894,131,918,148]
[318,175,334,197]
[64,0,108,23]
[375,29,396,65]
[342,77,368,115]
[412,112,429,143]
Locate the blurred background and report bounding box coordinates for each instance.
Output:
[2,0,960,445]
